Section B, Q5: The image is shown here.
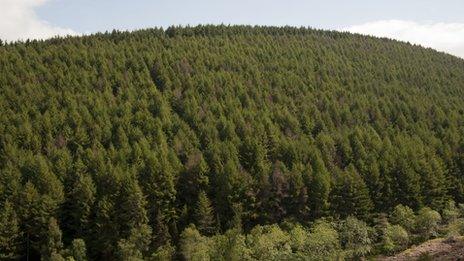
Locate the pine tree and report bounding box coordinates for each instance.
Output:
[138,136,179,239]
[0,163,21,205]
[43,217,64,259]
[267,161,289,223]
[152,211,171,249]
[116,224,152,260]
[91,196,117,260]
[61,159,96,241]
[68,239,87,261]
[195,190,216,235]
[26,155,64,204]
[0,201,21,259]
[420,156,448,211]
[18,182,59,260]
[117,175,151,241]
[330,165,373,220]
[308,155,331,219]
[178,151,209,213]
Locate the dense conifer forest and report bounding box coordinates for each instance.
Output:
[1,25,464,260]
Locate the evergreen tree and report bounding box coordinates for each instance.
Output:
[152,211,171,249]
[178,151,210,215]
[116,224,152,260]
[68,239,87,261]
[43,217,64,259]
[393,154,422,209]
[330,165,373,220]
[61,160,96,241]
[195,190,216,236]
[0,201,21,259]
[267,161,289,223]
[91,197,117,260]
[18,182,59,260]
[117,175,151,241]
[308,155,331,219]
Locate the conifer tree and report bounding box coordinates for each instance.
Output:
[308,155,331,219]
[0,201,21,259]
[61,159,96,241]
[330,165,373,220]
[178,151,210,213]
[68,239,87,261]
[91,196,117,260]
[267,161,289,223]
[116,224,152,260]
[117,175,151,240]
[195,190,216,236]
[44,217,64,259]
[19,182,59,259]
[152,211,171,249]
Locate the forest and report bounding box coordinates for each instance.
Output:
[1,25,464,260]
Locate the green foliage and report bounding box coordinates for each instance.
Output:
[330,166,373,220]
[61,166,96,240]
[381,224,409,254]
[0,201,21,259]
[246,224,292,260]
[150,242,175,261]
[180,225,211,261]
[442,200,460,223]
[195,190,216,235]
[445,218,464,237]
[415,207,442,240]
[302,220,343,260]
[68,239,87,261]
[216,229,249,260]
[44,217,64,260]
[338,216,373,257]
[308,155,331,219]
[390,204,416,232]
[116,224,152,260]
[1,25,464,259]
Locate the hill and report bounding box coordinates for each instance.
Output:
[1,25,464,260]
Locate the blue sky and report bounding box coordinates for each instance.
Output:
[1,0,464,58]
[35,0,464,33]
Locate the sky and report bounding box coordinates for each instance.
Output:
[1,0,464,58]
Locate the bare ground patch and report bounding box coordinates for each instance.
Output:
[379,236,464,261]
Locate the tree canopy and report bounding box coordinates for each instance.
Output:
[1,25,464,259]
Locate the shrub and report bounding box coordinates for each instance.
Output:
[288,224,309,253]
[338,216,373,258]
[446,218,464,237]
[305,220,343,260]
[459,203,464,217]
[150,242,175,261]
[381,224,409,254]
[442,200,459,223]
[246,224,292,260]
[415,207,442,240]
[211,229,249,260]
[180,225,212,261]
[390,204,415,232]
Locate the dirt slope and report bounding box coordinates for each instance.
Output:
[379,237,464,260]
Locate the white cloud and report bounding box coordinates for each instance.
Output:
[343,20,464,59]
[0,0,77,42]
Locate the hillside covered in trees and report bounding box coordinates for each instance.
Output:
[1,25,464,260]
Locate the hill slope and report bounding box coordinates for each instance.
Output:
[1,26,464,259]
[381,237,464,260]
